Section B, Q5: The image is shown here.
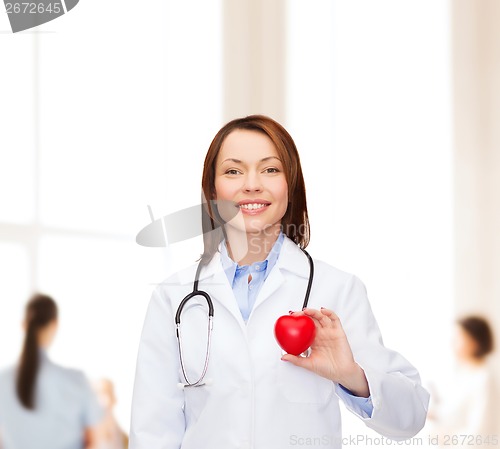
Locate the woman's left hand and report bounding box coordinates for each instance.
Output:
[281,307,370,397]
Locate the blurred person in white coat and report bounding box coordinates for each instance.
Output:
[130,115,430,449]
[0,294,102,449]
[429,316,498,444]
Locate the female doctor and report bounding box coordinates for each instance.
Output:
[130,115,429,449]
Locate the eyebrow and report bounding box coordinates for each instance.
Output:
[220,156,281,164]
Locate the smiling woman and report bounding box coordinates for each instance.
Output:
[129,115,429,449]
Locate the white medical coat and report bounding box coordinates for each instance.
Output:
[130,236,429,449]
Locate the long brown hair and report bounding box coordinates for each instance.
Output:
[16,293,58,409]
[200,115,310,260]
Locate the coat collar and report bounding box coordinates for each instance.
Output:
[174,251,223,286]
[172,236,312,325]
[274,236,311,279]
[174,235,310,286]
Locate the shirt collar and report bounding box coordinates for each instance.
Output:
[38,347,50,363]
[220,232,285,284]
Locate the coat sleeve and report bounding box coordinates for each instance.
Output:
[129,286,185,449]
[336,274,430,440]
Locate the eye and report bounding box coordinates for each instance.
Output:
[264,167,280,174]
[225,169,241,175]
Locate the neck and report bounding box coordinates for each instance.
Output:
[225,224,281,265]
[459,355,486,368]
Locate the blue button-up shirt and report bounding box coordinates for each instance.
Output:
[220,232,284,322]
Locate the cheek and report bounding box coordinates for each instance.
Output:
[214,179,232,200]
[464,338,479,356]
[454,331,476,358]
[453,336,465,354]
[274,178,289,204]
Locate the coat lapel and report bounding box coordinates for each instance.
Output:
[207,268,246,326]
[176,251,245,326]
[252,237,311,312]
[174,237,311,326]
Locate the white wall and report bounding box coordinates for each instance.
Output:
[286,0,452,442]
[452,0,500,389]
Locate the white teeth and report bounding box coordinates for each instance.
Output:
[239,203,267,210]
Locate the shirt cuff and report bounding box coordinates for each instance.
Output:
[336,383,374,418]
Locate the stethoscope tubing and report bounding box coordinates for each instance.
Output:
[301,249,314,310]
[176,246,314,388]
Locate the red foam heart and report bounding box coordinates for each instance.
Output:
[274,315,316,356]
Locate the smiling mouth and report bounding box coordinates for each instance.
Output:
[238,203,270,210]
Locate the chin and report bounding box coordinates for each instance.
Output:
[225,223,264,235]
[244,218,280,234]
[223,212,282,234]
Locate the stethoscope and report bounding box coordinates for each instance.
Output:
[175,247,314,388]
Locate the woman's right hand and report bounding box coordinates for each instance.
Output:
[281,307,370,397]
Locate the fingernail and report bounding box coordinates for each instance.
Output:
[302,307,306,311]
[289,310,294,315]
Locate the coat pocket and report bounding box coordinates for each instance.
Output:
[276,360,334,404]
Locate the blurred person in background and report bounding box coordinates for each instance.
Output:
[0,293,103,449]
[93,378,128,449]
[429,316,498,444]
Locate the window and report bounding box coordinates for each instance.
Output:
[0,0,222,429]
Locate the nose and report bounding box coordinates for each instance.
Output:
[242,171,263,193]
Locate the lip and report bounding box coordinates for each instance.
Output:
[236,199,271,206]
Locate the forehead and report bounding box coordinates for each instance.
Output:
[218,129,279,162]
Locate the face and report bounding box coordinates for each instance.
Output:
[214,129,288,236]
[453,325,479,361]
[32,319,58,349]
